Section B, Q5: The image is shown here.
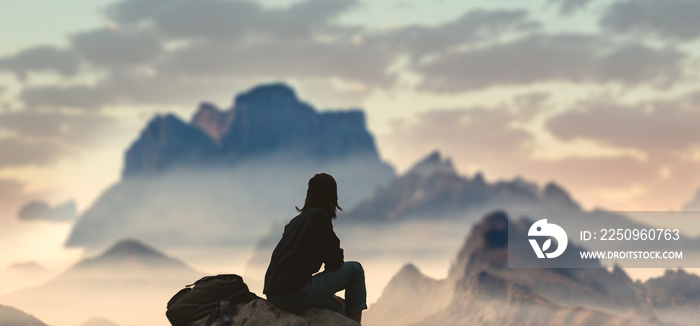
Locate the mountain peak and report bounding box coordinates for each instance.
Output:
[407,151,456,176]
[542,182,580,210]
[233,83,299,109]
[101,239,166,259]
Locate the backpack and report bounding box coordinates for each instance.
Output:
[166,274,259,326]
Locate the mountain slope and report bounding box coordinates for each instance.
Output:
[0,304,47,326]
[2,239,201,326]
[345,151,580,222]
[365,211,672,326]
[66,83,395,250]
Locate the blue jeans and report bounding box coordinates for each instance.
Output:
[267,261,367,316]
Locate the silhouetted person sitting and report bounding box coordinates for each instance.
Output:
[264,173,367,324]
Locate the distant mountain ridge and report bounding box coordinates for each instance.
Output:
[344,151,580,222]
[364,211,697,325]
[1,239,201,326]
[0,304,47,326]
[124,83,382,176]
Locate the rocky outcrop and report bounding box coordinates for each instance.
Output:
[191,299,359,326]
[645,269,700,308]
[191,102,235,143]
[67,83,394,250]
[124,83,385,177]
[643,269,700,325]
[123,114,219,176]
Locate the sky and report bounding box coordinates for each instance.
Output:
[2,0,700,229]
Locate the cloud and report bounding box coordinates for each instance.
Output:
[0,111,123,148]
[417,34,685,92]
[17,200,77,222]
[106,0,358,41]
[20,84,120,110]
[379,107,535,173]
[10,0,386,111]
[159,40,394,86]
[0,46,81,79]
[19,37,394,111]
[0,137,70,168]
[19,70,263,110]
[71,28,162,66]
[601,0,700,40]
[0,111,125,168]
[369,9,537,58]
[546,95,700,155]
[553,0,595,15]
[0,178,27,210]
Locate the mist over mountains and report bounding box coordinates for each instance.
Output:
[17,82,698,326]
[366,211,700,326]
[66,83,394,251]
[1,239,201,326]
[343,151,580,222]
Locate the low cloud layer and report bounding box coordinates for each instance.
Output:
[417,34,685,92]
[547,94,700,155]
[0,46,81,79]
[71,28,162,66]
[17,200,77,222]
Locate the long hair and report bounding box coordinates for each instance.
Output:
[295,173,343,218]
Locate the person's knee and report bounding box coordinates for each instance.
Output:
[345,261,364,279]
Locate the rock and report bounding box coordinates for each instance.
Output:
[190,299,359,326]
[645,269,700,308]
[123,113,219,176]
[191,102,235,144]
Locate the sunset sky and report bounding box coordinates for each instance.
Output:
[2,0,700,228]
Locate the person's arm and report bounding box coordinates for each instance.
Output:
[311,213,344,270]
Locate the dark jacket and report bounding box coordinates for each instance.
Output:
[263,207,344,295]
